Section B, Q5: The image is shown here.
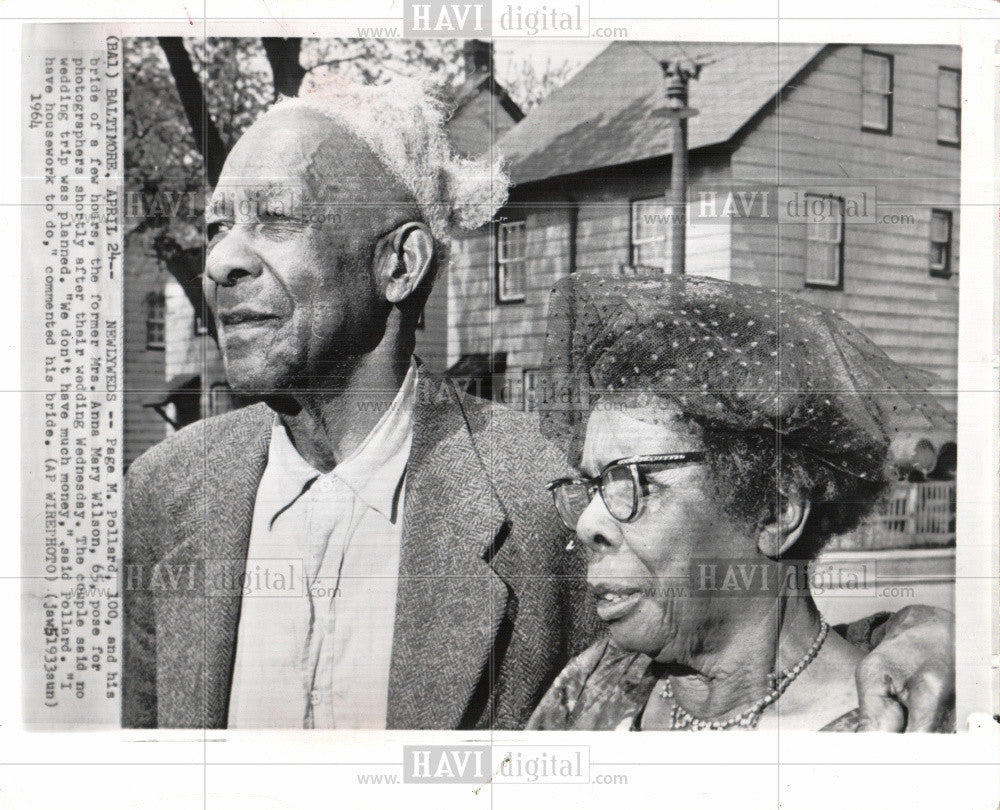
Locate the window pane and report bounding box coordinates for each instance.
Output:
[502,260,525,299]
[634,199,670,241]
[937,107,959,142]
[210,384,233,416]
[807,212,840,243]
[512,223,526,256]
[938,69,960,107]
[499,222,526,262]
[862,94,888,129]
[147,323,164,348]
[930,243,947,270]
[805,242,839,284]
[806,218,831,242]
[930,211,950,243]
[863,52,890,92]
[523,370,538,412]
[636,237,669,268]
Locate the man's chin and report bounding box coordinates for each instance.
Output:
[222,364,289,401]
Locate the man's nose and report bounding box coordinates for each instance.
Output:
[204,227,263,288]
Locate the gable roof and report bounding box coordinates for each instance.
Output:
[496,41,827,186]
[450,72,525,124]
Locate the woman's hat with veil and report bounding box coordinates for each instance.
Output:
[538,272,954,479]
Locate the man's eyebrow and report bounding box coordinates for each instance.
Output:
[205,189,232,215]
[205,202,230,220]
[250,179,305,198]
[255,184,309,216]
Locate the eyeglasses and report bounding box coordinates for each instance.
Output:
[546,452,707,533]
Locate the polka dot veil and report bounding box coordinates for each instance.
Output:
[538,272,954,479]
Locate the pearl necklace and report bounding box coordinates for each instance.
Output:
[658,617,830,730]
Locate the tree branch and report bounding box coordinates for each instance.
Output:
[157,36,228,186]
[307,53,369,72]
[261,37,306,100]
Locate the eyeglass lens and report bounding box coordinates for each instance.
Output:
[553,464,639,529]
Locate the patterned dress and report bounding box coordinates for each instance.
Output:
[526,638,864,732]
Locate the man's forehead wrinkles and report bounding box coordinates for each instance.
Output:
[207,178,307,215]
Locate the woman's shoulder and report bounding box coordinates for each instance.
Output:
[526,639,658,730]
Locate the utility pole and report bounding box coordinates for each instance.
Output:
[658,57,701,275]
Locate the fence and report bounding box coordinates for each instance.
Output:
[827,481,956,551]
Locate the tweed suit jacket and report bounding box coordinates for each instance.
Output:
[122,371,601,730]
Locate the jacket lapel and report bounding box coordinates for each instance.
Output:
[387,376,512,729]
[153,381,513,730]
[153,404,272,728]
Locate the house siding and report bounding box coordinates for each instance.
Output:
[446,90,520,159]
[122,233,168,469]
[165,281,228,416]
[449,156,733,403]
[412,85,522,374]
[730,44,960,410]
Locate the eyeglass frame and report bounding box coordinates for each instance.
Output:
[546,451,708,532]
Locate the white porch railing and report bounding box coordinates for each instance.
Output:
[827,481,956,551]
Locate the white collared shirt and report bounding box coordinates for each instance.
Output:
[227,362,417,728]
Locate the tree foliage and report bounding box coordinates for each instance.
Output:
[124,35,572,314]
[502,56,575,112]
[125,37,468,240]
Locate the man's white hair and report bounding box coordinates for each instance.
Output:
[274,77,510,241]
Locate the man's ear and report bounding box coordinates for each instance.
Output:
[757,493,811,559]
[373,222,434,305]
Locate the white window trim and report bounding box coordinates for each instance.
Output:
[861,49,893,133]
[146,292,166,350]
[937,67,961,145]
[522,368,540,412]
[209,382,232,416]
[630,196,673,270]
[929,209,952,277]
[496,220,527,304]
[803,194,845,289]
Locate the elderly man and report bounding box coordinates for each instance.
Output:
[123,79,953,730]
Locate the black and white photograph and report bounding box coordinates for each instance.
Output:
[119,34,961,733]
[10,2,1000,808]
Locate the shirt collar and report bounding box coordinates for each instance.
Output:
[327,359,417,520]
[261,360,419,526]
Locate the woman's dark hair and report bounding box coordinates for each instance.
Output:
[692,418,892,559]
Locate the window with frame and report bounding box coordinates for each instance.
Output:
[937,67,961,145]
[630,196,673,269]
[145,292,165,350]
[861,49,893,133]
[496,220,527,303]
[522,368,540,412]
[929,209,952,277]
[803,195,844,288]
[209,382,233,416]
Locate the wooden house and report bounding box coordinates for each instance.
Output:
[448,42,961,424]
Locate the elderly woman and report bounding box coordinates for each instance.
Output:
[528,273,953,731]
